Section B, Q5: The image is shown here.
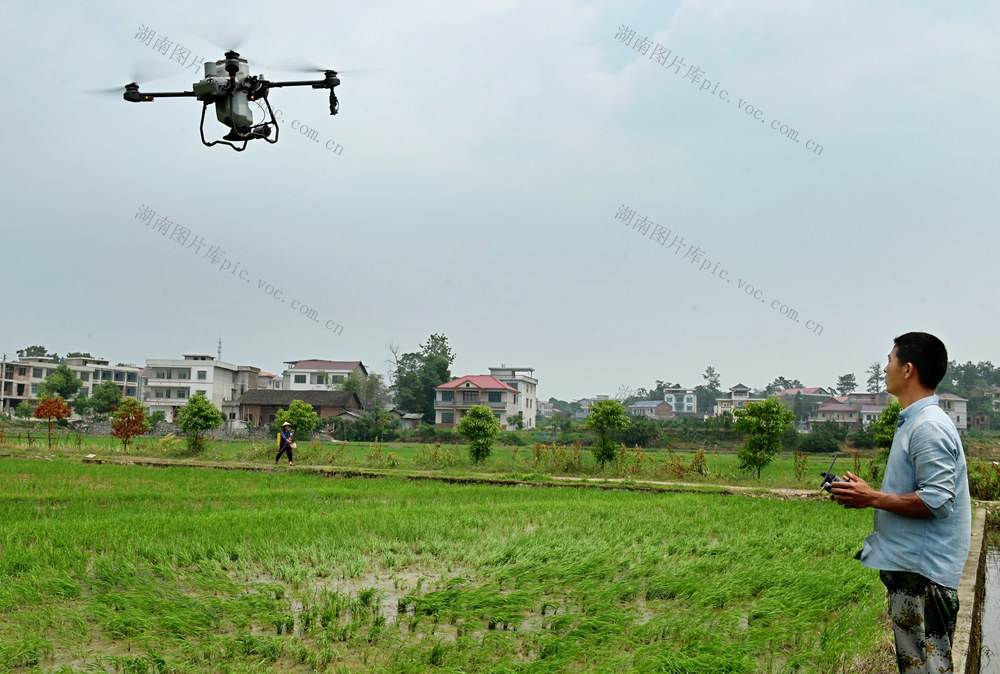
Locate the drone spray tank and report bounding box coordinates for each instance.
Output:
[193,51,256,138]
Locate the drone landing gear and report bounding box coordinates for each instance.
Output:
[199,95,280,151]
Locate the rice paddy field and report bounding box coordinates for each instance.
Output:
[1,457,895,673]
[0,428,891,490]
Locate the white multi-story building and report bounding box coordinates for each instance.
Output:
[713,384,765,417]
[6,356,142,408]
[663,388,697,415]
[281,360,368,391]
[488,366,537,429]
[143,354,260,424]
[937,393,968,435]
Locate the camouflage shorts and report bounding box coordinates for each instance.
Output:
[879,570,960,674]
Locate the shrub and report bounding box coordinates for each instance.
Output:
[968,461,1000,500]
[799,425,841,453]
[497,431,526,446]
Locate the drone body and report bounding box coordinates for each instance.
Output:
[120,51,341,151]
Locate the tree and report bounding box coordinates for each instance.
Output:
[15,401,32,418]
[89,381,123,415]
[586,400,630,467]
[549,412,573,433]
[698,366,723,415]
[799,423,842,453]
[336,407,399,442]
[702,367,722,393]
[457,405,502,463]
[508,412,525,431]
[869,399,903,449]
[763,376,804,396]
[111,398,150,451]
[274,400,320,442]
[174,393,225,453]
[420,333,456,366]
[733,398,795,478]
[866,362,885,394]
[618,414,660,448]
[391,334,455,422]
[148,410,166,430]
[66,352,93,359]
[73,393,91,418]
[34,396,70,449]
[836,373,858,396]
[335,371,390,410]
[38,364,83,401]
[17,345,48,358]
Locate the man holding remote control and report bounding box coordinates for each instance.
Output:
[830,332,971,674]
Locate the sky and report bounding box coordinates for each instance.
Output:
[1,0,998,402]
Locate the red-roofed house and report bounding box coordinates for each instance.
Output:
[808,400,860,430]
[434,375,520,429]
[281,359,368,391]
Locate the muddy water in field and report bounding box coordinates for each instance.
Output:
[981,547,1000,672]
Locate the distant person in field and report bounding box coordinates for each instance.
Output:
[831,332,971,674]
[276,421,294,466]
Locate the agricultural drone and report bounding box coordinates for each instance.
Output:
[110,51,342,151]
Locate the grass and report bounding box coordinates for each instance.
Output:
[0,458,897,672]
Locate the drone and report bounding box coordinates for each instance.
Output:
[117,51,341,151]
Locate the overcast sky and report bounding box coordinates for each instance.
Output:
[1,0,997,401]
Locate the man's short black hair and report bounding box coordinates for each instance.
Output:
[893,332,948,390]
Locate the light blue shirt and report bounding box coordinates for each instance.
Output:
[859,395,971,589]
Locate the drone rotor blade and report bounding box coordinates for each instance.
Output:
[187,21,253,52]
[264,57,386,75]
[84,58,181,98]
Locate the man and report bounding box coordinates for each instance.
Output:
[831,332,971,673]
[276,421,295,466]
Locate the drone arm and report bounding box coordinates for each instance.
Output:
[125,90,198,103]
[263,79,329,89]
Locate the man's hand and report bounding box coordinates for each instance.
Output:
[830,471,878,509]
[830,471,934,517]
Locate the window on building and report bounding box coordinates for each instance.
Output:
[127,373,137,383]
[315,374,327,385]
[197,390,206,396]
[156,390,164,398]
[294,374,306,384]
[462,391,479,403]
[441,391,454,402]
[177,370,190,380]
[156,370,166,379]
[441,412,454,424]
[31,384,38,394]
[33,368,43,378]
[197,370,207,380]
[79,372,89,381]
[178,389,188,399]
[333,375,344,383]
[79,387,88,396]
[488,392,502,403]
[114,372,125,382]
[126,387,136,396]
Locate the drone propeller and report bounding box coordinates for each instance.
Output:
[264,57,385,76]
[84,58,181,98]
[186,21,253,53]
